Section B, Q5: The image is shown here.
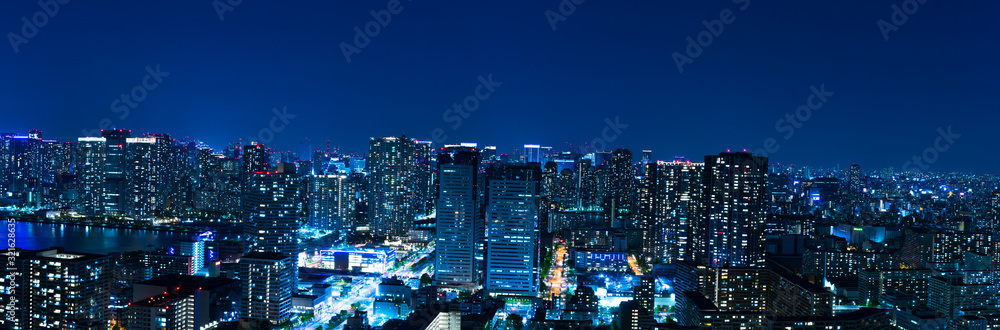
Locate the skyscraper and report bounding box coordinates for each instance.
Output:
[484,163,542,297]
[242,143,270,183]
[243,164,299,257]
[10,132,43,197]
[76,137,107,216]
[605,148,636,229]
[102,129,131,216]
[242,163,299,322]
[367,136,418,237]
[240,251,294,325]
[0,133,12,196]
[434,146,481,289]
[126,137,160,219]
[524,144,541,163]
[308,173,357,235]
[704,151,768,268]
[642,160,704,263]
[846,163,862,194]
[4,248,112,329]
[414,140,435,218]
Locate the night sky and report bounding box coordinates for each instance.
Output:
[1,1,997,173]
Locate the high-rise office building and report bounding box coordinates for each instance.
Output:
[704,151,768,268]
[524,144,542,163]
[367,136,418,237]
[126,137,160,219]
[76,137,107,216]
[434,146,481,289]
[240,251,294,325]
[4,248,112,329]
[102,129,131,216]
[484,163,542,297]
[642,160,705,264]
[308,173,357,234]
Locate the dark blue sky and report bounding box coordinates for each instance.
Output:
[1,1,997,173]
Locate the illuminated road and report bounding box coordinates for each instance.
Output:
[627,254,643,275]
[544,238,571,317]
[295,245,435,330]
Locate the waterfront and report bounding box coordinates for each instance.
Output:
[11,221,191,255]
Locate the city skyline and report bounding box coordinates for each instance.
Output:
[3,1,998,329]
[0,126,980,176]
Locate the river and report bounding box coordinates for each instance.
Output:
[9,220,193,255]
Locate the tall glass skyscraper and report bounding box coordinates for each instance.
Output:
[434,146,481,289]
[102,129,131,216]
[485,163,542,297]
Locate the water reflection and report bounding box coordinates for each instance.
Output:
[13,221,189,255]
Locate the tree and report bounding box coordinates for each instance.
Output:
[506,314,524,330]
[420,273,433,287]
